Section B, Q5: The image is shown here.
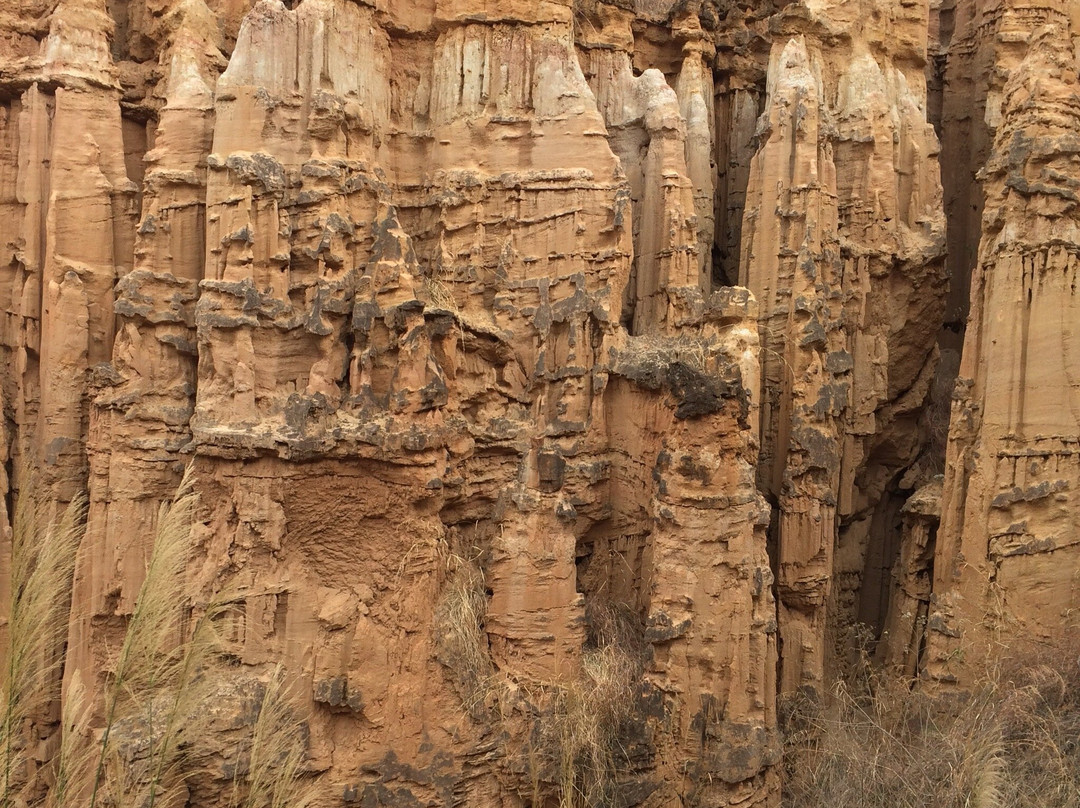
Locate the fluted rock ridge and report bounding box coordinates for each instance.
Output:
[1,0,1078,805]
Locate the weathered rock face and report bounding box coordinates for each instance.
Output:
[3,0,779,804]
[740,0,947,693]
[1,0,1079,804]
[924,9,1080,687]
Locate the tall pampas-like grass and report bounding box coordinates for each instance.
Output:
[1,465,318,807]
[1,476,86,806]
[49,669,92,808]
[86,466,214,808]
[233,664,316,808]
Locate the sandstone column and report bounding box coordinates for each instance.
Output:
[927,16,1080,686]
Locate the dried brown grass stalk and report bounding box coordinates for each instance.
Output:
[782,650,1080,808]
[517,603,644,808]
[86,466,209,808]
[233,663,316,808]
[435,559,493,714]
[1,476,86,805]
[435,548,645,808]
[49,669,92,808]
[2,465,316,808]
[546,642,638,808]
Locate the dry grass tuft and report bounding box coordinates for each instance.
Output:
[420,273,495,340]
[435,554,645,808]
[421,275,459,314]
[434,556,493,715]
[86,467,226,808]
[233,664,316,808]
[626,334,713,372]
[1,477,86,805]
[524,603,644,808]
[1,466,316,808]
[50,669,92,808]
[782,650,1080,808]
[540,642,639,808]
